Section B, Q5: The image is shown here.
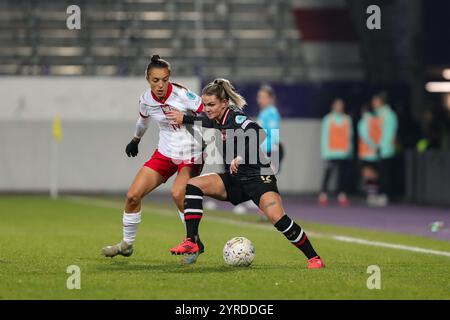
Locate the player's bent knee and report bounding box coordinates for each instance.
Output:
[126,192,141,207]
[171,188,184,202]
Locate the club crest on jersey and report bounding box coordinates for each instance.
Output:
[160,104,172,113]
[160,104,180,129]
[186,91,197,100]
[235,115,247,124]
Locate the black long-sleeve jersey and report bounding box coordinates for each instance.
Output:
[183,107,274,180]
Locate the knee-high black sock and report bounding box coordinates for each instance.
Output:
[274,214,318,259]
[184,184,204,240]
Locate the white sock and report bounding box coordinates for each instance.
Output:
[178,210,185,224]
[123,211,141,245]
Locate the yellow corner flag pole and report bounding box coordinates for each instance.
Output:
[50,117,62,199]
[52,117,63,142]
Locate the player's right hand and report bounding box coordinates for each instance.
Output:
[230,156,243,174]
[166,109,184,125]
[125,138,140,157]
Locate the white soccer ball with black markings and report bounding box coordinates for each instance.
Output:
[223,237,255,267]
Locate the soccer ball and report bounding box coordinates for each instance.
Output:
[223,237,255,267]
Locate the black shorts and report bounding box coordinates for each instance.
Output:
[218,173,280,206]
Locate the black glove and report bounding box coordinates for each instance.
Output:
[125,138,140,157]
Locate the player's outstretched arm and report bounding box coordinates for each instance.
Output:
[167,109,215,128]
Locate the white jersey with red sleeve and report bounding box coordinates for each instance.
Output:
[138,83,204,161]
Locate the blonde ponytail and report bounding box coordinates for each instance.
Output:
[202,78,247,109]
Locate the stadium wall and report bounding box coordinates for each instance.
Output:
[0,119,323,194]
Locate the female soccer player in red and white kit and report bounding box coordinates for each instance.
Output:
[102,55,204,258]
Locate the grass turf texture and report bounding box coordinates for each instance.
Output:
[0,196,449,300]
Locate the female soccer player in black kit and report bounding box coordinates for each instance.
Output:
[167,79,325,269]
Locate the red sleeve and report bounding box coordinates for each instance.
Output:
[195,103,204,114]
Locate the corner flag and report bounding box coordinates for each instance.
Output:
[52,117,63,142]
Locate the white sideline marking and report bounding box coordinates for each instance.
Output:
[333,236,450,257]
[66,196,450,258]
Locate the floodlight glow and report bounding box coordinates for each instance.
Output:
[425,82,450,93]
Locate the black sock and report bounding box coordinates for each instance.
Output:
[184,184,204,239]
[274,215,318,259]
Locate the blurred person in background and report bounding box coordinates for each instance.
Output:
[417,99,450,152]
[357,105,381,206]
[257,85,284,172]
[416,109,443,152]
[319,98,353,207]
[371,92,398,206]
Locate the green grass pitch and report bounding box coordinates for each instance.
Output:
[0,196,449,300]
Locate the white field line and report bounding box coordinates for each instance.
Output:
[65,196,450,258]
[332,236,450,257]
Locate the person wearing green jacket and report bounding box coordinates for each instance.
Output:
[319,98,353,206]
[371,92,398,206]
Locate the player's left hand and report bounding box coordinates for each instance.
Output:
[230,156,243,174]
[166,109,184,125]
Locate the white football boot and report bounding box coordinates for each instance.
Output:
[101,241,134,258]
